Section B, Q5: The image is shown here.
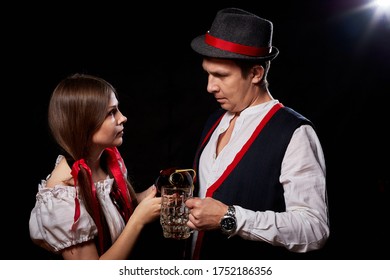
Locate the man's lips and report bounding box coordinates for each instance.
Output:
[216,97,227,103]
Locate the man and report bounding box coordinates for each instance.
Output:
[185,7,329,259]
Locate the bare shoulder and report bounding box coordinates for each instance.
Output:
[46,156,74,188]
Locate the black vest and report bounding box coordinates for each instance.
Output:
[190,106,314,259]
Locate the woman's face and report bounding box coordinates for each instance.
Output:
[91,91,127,149]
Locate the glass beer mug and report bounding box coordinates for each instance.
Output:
[155,167,196,240]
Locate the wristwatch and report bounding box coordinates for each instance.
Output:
[220,205,237,235]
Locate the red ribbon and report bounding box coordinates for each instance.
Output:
[70,147,134,255]
[105,147,134,221]
[205,33,271,57]
[71,158,104,253]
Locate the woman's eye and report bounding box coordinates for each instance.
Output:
[108,109,117,116]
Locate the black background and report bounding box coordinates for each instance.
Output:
[3,0,389,260]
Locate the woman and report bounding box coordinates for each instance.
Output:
[29,73,161,259]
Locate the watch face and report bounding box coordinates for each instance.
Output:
[221,216,236,231]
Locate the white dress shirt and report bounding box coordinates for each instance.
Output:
[192,100,329,254]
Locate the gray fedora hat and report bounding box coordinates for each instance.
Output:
[191,7,279,61]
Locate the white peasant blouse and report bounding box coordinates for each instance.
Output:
[29,155,126,253]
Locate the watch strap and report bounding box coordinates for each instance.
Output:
[226,205,236,217]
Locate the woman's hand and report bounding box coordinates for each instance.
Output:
[132,185,161,225]
[136,184,158,203]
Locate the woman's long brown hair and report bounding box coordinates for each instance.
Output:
[48,73,138,254]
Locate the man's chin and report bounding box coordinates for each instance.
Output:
[220,104,231,111]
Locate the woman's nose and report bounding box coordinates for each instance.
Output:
[118,111,127,124]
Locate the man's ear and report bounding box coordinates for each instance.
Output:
[251,65,264,83]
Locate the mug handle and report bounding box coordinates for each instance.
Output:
[174,168,196,180]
